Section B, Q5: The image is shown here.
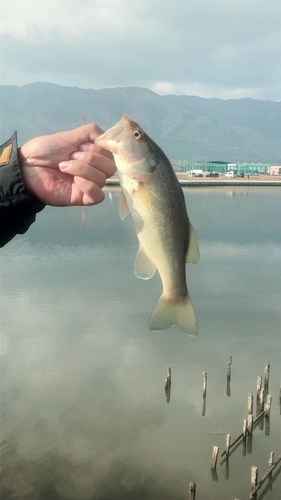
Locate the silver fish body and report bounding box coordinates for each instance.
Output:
[95,114,199,335]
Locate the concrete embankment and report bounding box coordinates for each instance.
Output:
[106,174,281,187]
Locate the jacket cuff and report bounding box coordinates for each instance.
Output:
[0,132,45,247]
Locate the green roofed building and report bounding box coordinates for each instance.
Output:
[180,162,270,174]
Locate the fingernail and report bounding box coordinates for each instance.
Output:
[59,161,71,170]
[71,151,84,160]
[79,142,95,152]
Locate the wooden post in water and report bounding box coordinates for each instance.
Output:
[227,356,232,378]
[247,391,253,439]
[226,356,232,396]
[265,394,272,436]
[225,434,231,456]
[269,452,274,469]
[265,394,272,416]
[248,393,253,415]
[165,366,171,386]
[264,362,270,397]
[202,372,207,416]
[250,454,281,498]
[257,387,265,429]
[256,375,262,398]
[243,419,247,439]
[259,387,264,405]
[256,375,263,417]
[247,414,253,435]
[250,466,258,497]
[203,372,207,397]
[259,387,265,414]
[211,446,219,470]
[188,482,196,500]
[164,366,171,403]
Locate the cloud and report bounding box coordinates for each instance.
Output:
[151,81,274,100]
[1,0,281,100]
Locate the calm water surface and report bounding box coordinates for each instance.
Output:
[1,186,281,500]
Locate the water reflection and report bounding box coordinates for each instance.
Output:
[1,187,281,500]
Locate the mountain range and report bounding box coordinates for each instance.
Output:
[1,83,280,163]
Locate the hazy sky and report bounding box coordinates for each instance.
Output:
[1,0,280,101]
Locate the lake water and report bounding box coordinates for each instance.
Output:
[1,185,281,500]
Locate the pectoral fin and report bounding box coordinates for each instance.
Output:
[135,186,153,213]
[134,245,156,280]
[186,224,200,265]
[119,194,130,220]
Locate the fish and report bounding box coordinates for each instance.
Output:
[94,114,200,335]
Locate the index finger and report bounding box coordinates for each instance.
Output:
[58,123,106,149]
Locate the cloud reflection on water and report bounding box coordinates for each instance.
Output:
[1,188,281,499]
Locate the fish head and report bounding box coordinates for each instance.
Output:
[94,114,156,181]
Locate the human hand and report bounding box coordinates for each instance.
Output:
[19,124,116,206]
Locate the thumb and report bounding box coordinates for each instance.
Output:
[58,123,105,148]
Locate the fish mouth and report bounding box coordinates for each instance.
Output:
[94,114,131,153]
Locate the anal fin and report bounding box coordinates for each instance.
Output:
[186,224,200,265]
[134,245,156,280]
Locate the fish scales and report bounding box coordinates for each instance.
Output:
[95,114,200,335]
[123,158,189,299]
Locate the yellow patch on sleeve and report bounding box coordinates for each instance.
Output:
[0,144,12,166]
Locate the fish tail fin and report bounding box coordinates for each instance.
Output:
[149,295,198,336]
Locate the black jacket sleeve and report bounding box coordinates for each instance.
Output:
[0,132,45,247]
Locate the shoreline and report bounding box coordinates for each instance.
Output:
[106,174,281,188]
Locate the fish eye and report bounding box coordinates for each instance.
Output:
[133,130,143,139]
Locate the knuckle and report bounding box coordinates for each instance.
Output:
[97,170,107,187]
[90,123,104,139]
